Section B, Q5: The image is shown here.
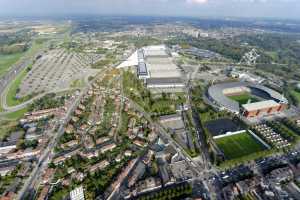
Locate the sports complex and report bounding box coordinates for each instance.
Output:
[205,118,271,161]
[207,82,288,118]
[214,130,268,160]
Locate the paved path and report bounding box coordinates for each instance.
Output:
[17,69,109,199]
[0,87,82,115]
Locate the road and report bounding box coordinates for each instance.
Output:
[0,59,32,106]
[17,86,89,199]
[17,69,110,200]
[0,41,48,111]
[185,72,211,169]
[126,98,207,175]
[0,87,82,115]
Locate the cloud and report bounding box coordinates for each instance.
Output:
[0,0,299,19]
[186,0,209,4]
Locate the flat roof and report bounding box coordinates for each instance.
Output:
[208,82,288,113]
[70,186,85,200]
[146,77,184,85]
[138,62,148,75]
[242,100,280,111]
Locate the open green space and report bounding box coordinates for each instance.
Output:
[6,68,32,107]
[4,107,29,120]
[290,89,300,104]
[228,93,259,105]
[0,53,24,77]
[123,70,185,116]
[5,39,48,107]
[215,131,266,160]
[0,120,19,140]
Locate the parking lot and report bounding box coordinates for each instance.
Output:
[18,49,100,97]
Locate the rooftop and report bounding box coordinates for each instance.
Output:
[70,186,85,200]
[146,77,184,85]
[242,100,280,111]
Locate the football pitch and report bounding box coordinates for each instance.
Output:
[228,93,259,105]
[215,131,266,160]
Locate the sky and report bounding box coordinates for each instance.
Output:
[0,0,300,20]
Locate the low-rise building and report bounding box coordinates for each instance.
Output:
[70,186,85,200]
[0,141,17,155]
[89,160,109,173]
[100,143,116,154]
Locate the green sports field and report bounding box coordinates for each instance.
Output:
[228,93,259,105]
[215,131,266,160]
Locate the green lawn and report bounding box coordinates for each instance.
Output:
[4,107,29,120]
[215,131,266,160]
[6,68,30,107]
[0,120,19,140]
[291,89,300,103]
[5,39,47,107]
[0,53,24,77]
[228,93,259,105]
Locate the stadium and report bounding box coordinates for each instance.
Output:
[207,82,288,118]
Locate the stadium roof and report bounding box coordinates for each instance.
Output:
[208,82,288,113]
[242,100,280,112]
[208,82,241,112]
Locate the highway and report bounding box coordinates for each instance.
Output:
[0,87,82,115]
[0,59,32,106]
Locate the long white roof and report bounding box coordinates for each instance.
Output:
[242,100,280,111]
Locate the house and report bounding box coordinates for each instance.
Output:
[37,185,50,200]
[96,137,110,145]
[62,140,79,148]
[42,168,55,184]
[100,143,117,154]
[0,165,16,176]
[124,150,132,157]
[133,139,146,148]
[89,160,109,174]
[0,141,17,154]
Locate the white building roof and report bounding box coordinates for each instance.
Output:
[242,100,280,112]
[117,50,138,69]
[70,186,85,200]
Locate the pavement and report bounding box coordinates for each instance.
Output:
[0,87,82,115]
[16,69,109,200]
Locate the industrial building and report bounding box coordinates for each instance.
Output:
[120,45,185,93]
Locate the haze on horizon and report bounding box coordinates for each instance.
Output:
[0,0,300,20]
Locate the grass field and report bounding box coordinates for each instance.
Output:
[0,53,24,77]
[290,90,300,103]
[215,131,266,160]
[4,107,28,120]
[5,40,47,107]
[6,68,30,107]
[228,93,259,105]
[0,120,19,140]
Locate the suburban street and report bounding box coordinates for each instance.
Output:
[16,69,109,199]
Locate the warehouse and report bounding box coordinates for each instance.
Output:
[118,45,184,92]
[140,45,184,93]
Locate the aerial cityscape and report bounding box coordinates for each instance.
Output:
[1,0,300,200]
